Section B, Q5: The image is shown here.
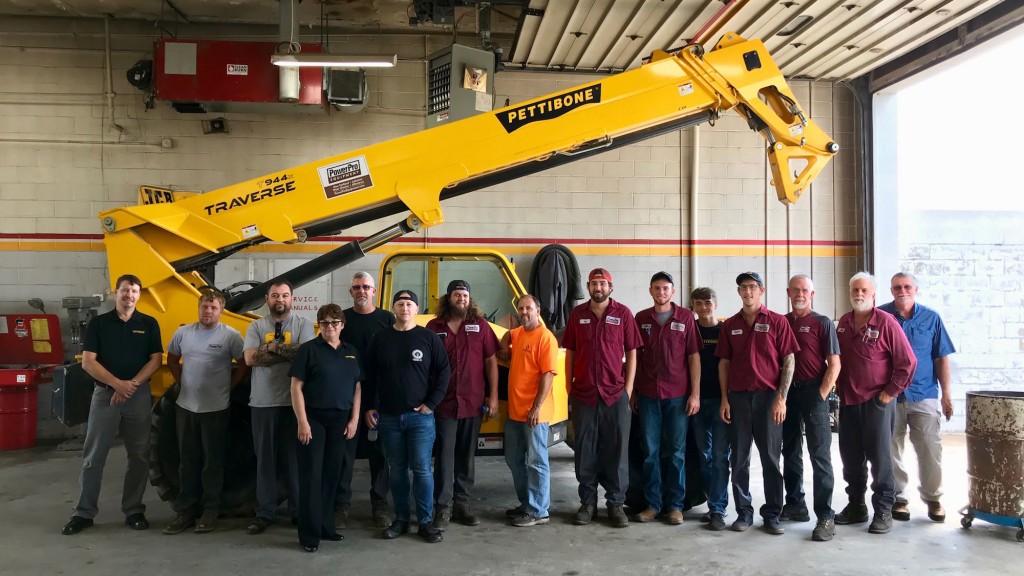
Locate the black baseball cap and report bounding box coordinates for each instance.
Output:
[650,271,674,285]
[736,271,764,286]
[446,279,471,295]
[392,290,419,306]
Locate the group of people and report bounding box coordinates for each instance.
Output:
[59,265,955,551]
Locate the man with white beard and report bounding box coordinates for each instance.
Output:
[833,272,916,536]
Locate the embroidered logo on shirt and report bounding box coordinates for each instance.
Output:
[731,329,743,336]
[208,343,223,349]
[863,328,880,343]
[641,323,652,335]
[412,349,424,362]
[798,326,811,333]
[837,327,846,333]
[579,318,591,325]
[132,330,146,334]
[465,324,480,333]
[754,323,770,333]
[606,316,621,325]
[670,322,686,332]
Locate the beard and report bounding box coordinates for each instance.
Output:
[791,300,809,311]
[850,298,872,313]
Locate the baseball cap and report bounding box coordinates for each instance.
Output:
[446,279,471,295]
[588,268,612,282]
[392,289,419,306]
[650,271,674,285]
[736,271,764,286]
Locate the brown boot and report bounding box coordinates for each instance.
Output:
[925,500,945,522]
[634,508,658,523]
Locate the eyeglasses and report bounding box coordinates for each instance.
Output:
[349,284,375,291]
[319,320,343,328]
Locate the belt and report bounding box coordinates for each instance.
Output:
[791,378,821,389]
[95,383,113,390]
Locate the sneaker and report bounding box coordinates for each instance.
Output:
[812,517,835,542]
[417,522,443,543]
[505,505,525,518]
[708,513,727,531]
[634,508,658,523]
[731,516,752,532]
[834,503,869,525]
[452,502,479,526]
[383,519,410,540]
[763,516,785,535]
[372,506,392,529]
[512,513,550,527]
[162,514,195,535]
[891,501,910,521]
[194,511,217,534]
[125,513,149,531]
[61,516,93,536]
[246,517,271,535]
[573,504,595,526]
[700,511,711,523]
[607,504,629,528]
[925,500,945,522]
[665,509,684,525]
[334,509,350,530]
[433,507,450,531]
[780,503,810,522]
[869,512,893,534]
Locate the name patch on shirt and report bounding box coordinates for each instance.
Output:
[754,323,770,333]
[731,329,744,336]
[798,326,811,333]
[606,316,621,325]
[133,330,146,335]
[579,318,591,325]
[465,324,480,333]
[670,322,686,332]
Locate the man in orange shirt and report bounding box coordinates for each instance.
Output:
[499,295,559,527]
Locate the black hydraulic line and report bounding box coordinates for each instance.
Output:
[224,219,416,313]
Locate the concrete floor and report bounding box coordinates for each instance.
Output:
[0,433,1018,576]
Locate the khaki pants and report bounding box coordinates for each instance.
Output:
[892,398,943,503]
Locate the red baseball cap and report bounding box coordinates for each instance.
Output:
[588,268,612,282]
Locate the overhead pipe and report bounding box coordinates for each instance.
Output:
[103,15,126,136]
[277,0,300,103]
[688,126,700,298]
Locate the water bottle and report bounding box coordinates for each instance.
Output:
[367,413,379,441]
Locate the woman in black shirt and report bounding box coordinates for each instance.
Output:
[290,304,361,552]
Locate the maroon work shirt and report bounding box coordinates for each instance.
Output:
[426,316,499,419]
[835,308,916,406]
[786,311,841,382]
[715,305,800,393]
[634,304,702,400]
[562,298,643,407]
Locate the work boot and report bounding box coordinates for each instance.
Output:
[834,502,869,525]
[708,513,727,531]
[382,520,410,540]
[812,517,835,542]
[433,507,450,531]
[869,512,893,534]
[607,504,629,528]
[246,517,271,535]
[891,501,910,521]
[194,511,218,534]
[452,502,479,526]
[124,513,149,531]
[762,516,785,535]
[505,505,525,518]
[780,502,810,522]
[925,500,946,522]
[700,511,711,523]
[665,509,684,525]
[162,514,195,535]
[731,515,752,532]
[372,506,392,529]
[417,522,443,543]
[634,508,658,523]
[573,504,595,525]
[334,509,350,530]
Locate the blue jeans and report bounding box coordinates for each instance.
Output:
[504,419,550,517]
[638,395,689,512]
[378,411,435,525]
[691,397,731,515]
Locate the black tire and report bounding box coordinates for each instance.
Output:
[960,516,972,529]
[149,384,259,515]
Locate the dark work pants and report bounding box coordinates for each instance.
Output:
[297,408,348,548]
[781,381,835,520]
[332,435,358,512]
[251,406,300,521]
[174,405,230,516]
[728,390,783,521]
[433,415,482,509]
[349,425,391,511]
[571,394,630,507]
[839,397,896,514]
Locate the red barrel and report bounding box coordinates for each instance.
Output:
[0,368,40,451]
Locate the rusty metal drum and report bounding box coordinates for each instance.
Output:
[966,391,1024,519]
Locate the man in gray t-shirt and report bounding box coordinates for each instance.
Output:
[243,281,315,534]
[163,291,247,535]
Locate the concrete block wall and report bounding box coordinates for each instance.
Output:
[897,210,1024,432]
[0,17,862,439]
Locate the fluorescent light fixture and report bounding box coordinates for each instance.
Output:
[271,54,397,68]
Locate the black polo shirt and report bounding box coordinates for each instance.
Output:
[289,337,361,410]
[83,308,163,381]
